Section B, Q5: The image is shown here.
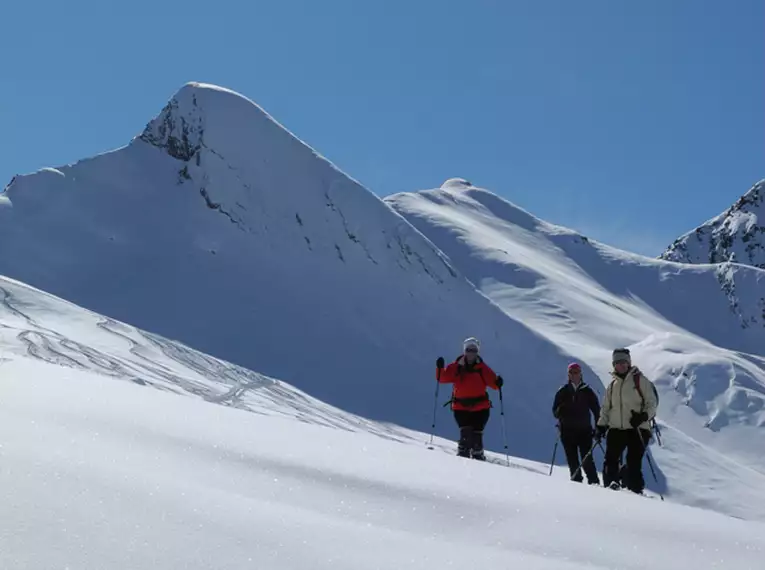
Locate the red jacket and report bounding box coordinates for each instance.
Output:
[438,356,499,411]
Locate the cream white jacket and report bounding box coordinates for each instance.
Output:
[598,367,657,430]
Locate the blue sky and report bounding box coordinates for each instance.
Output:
[2,0,762,255]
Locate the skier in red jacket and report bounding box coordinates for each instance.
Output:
[436,337,503,460]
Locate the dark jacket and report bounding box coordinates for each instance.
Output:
[553,381,600,432]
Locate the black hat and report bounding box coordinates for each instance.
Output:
[612,348,631,365]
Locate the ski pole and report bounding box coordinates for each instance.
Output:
[571,438,599,481]
[498,385,510,466]
[427,367,441,449]
[652,419,663,447]
[635,427,664,501]
[548,426,560,476]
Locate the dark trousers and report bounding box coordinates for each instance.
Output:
[561,429,599,484]
[603,428,651,493]
[453,409,490,459]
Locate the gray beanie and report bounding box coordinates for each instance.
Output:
[612,348,631,365]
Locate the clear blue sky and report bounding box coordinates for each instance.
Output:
[2,0,763,255]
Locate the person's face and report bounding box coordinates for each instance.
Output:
[569,370,582,385]
[614,360,630,375]
[464,347,478,363]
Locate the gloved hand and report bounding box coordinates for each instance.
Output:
[595,425,608,440]
[630,411,649,428]
[496,375,504,388]
[436,357,445,369]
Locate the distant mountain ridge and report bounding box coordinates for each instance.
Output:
[661,180,765,269]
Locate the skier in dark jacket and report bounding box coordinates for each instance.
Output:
[552,362,601,484]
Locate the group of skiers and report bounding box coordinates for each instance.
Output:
[436,338,658,495]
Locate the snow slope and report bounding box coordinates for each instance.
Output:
[0,83,591,457]
[5,364,765,570]
[387,180,765,501]
[0,274,408,436]
[0,279,764,568]
[662,179,765,268]
[3,353,765,568]
[1,226,765,546]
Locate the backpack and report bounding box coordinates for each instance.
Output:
[608,369,657,412]
[631,372,659,409]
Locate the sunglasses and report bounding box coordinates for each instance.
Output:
[464,347,478,353]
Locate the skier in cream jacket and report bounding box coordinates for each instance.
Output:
[596,348,658,494]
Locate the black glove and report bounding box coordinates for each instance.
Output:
[630,411,649,428]
[496,375,504,388]
[595,425,608,440]
[436,357,445,370]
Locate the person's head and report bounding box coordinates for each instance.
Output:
[568,362,582,385]
[463,337,480,364]
[612,348,632,375]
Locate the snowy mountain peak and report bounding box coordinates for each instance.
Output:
[139,82,207,161]
[137,81,321,171]
[661,179,765,268]
[441,177,473,190]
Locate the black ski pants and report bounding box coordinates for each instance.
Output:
[603,428,651,493]
[560,428,599,484]
[453,409,490,458]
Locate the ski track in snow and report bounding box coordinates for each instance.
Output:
[0,278,433,449]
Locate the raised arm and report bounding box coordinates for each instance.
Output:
[438,361,459,384]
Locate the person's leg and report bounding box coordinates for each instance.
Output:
[603,429,628,489]
[470,409,491,460]
[560,430,583,481]
[453,410,472,457]
[625,429,649,493]
[577,431,599,485]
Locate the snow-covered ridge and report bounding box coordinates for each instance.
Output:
[388,183,765,355]
[139,82,327,169]
[661,179,765,268]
